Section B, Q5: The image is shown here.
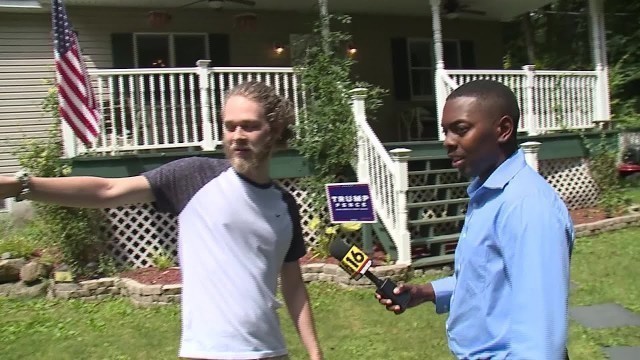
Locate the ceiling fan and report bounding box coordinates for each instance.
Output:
[179,0,256,10]
[442,0,486,16]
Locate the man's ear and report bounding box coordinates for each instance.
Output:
[496,115,515,144]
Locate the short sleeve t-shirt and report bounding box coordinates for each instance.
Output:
[142,157,306,359]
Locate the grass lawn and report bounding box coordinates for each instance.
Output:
[1,227,639,360]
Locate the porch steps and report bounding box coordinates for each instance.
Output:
[409,215,466,226]
[412,233,460,246]
[407,198,469,208]
[372,143,469,269]
[411,254,455,268]
[408,182,471,192]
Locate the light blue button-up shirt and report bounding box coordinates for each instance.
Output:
[431,149,575,360]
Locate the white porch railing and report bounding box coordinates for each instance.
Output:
[350,88,412,265]
[436,66,598,140]
[62,61,303,157]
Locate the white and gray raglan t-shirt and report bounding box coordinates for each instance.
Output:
[142,157,306,360]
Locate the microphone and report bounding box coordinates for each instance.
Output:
[329,238,411,312]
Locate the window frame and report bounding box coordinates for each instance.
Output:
[132,32,210,68]
[406,38,462,101]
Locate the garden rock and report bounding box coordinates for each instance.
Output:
[1,252,12,260]
[12,280,49,298]
[20,261,50,284]
[0,282,16,296]
[0,258,27,283]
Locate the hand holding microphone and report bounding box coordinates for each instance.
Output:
[328,237,411,313]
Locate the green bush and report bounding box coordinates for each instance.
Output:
[12,82,107,274]
[151,249,174,270]
[0,236,38,259]
[292,14,387,257]
[582,131,631,217]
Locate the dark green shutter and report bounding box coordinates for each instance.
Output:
[390,37,410,101]
[460,40,476,69]
[208,33,230,66]
[110,33,134,69]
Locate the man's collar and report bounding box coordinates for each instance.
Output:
[468,149,527,194]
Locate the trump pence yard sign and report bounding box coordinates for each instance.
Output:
[325,182,377,223]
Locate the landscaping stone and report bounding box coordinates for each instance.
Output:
[1,252,12,260]
[19,261,50,284]
[601,346,640,360]
[54,282,80,292]
[11,281,49,298]
[569,303,640,329]
[0,258,27,283]
[0,282,17,296]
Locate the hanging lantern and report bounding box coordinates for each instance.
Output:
[148,10,172,29]
[234,13,257,32]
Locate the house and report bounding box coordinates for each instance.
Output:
[0,0,612,267]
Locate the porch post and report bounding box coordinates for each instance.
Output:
[522,64,538,136]
[197,60,215,150]
[390,148,412,265]
[588,0,611,123]
[349,88,369,182]
[430,0,447,141]
[520,141,542,173]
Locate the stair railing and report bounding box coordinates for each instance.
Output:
[349,88,412,265]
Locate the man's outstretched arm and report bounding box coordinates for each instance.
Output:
[0,175,154,208]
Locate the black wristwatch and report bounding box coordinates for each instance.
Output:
[14,170,31,202]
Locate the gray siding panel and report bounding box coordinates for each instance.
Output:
[0,13,55,175]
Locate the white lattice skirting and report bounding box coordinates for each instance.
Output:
[103,177,363,269]
[103,157,600,268]
[539,157,600,210]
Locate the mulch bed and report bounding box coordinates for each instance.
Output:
[119,267,182,286]
[119,206,613,285]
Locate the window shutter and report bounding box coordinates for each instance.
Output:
[390,37,410,101]
[460,40,476,69]
[110,33,134,69]
[208,33,230,66]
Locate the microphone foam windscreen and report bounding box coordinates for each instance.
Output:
[329,237,351,260]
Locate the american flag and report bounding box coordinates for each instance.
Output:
[52,0,100,145]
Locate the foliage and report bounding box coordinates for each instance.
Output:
[292,13,387,257]
[0,235,39,259]
[307,219,362,259]
[151,249,174,270]
[581,131,630,216]
[97,254,120,277]
[13,81,107,274]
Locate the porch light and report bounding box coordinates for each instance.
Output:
[273,42,285,55]
[347,42,357,56]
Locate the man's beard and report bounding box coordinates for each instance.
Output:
[223,140,273,174]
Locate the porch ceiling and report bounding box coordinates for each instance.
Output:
[21,0,553,21]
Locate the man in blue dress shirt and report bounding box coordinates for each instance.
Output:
[377,79,575,360]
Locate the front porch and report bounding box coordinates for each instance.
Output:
[65,62,604,157]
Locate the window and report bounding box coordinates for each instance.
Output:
[407,39,463,99]
[391,37,474,101]
[134,33,208,68]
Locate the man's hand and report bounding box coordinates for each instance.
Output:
[375,283,435,314]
